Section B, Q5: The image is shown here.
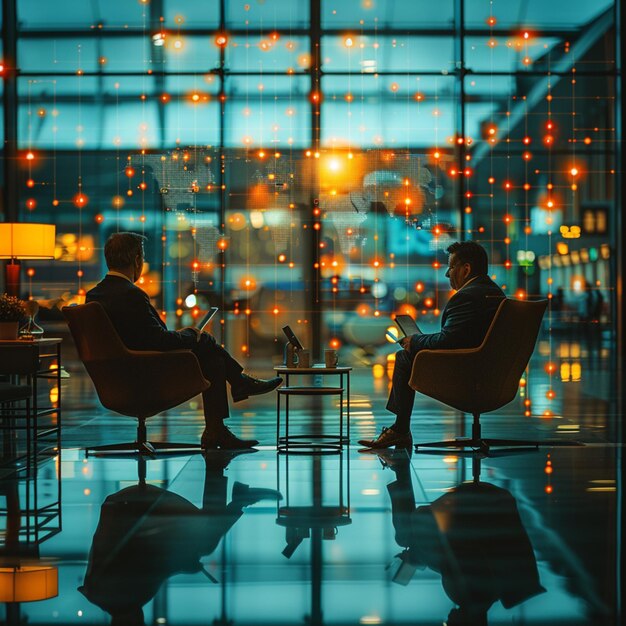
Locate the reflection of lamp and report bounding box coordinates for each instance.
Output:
[0,565,58,602]
[0,223,56,297]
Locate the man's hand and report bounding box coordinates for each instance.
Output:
[182,326,203,342]
[400,336,412,351]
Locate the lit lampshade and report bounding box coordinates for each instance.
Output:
[0,223,56,297]
[0,566,58,602]
[0,223,56,259]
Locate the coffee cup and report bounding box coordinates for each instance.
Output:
[297,349,310,368]
[324,349,338,368]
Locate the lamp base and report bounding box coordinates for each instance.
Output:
[5,261,21,297]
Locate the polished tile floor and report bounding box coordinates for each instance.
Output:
[1,332,621,625]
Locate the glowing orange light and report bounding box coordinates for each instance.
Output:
[523,136,531,144]
[519,378,527,387]
[415,92,425,101]
[522,151,532,161]
[278,254,286,263]
[215,34,228,47]
[546,389,556,400]
[486,16,497,26]
[543,135,554,145]
[273,307,279,315]
[424,298,433,308]
[125,166,135,177]
[217,238,228,250]
[570,167,579,176]
[25,198,36,210]
[73,193,88,208]
[504,260,512,269]
[26,151,35,161]
[504,181,512,190]
[545,485,553,494]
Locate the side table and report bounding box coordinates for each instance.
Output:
[274,365,351,453]
[0,338,62,468]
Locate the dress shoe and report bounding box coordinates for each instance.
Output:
[231,373,283,402]
[358,426,413,450]
[362,447,412,470]
[203,448,258,469]
[231,481,283,507]
[201,424,259,450]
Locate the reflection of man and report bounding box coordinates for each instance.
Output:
[79,453,280,625]
[86,233,282,449]
[360,241,505,449]
[382,451,545,625]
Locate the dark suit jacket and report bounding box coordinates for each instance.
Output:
[86,274,198,351]
[410,275,505,354]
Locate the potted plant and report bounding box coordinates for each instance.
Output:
[0,293,26,340]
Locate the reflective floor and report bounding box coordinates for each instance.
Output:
[1,332,621,625]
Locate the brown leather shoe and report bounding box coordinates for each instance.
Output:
[202,425,259,450]
[358,427,413,450]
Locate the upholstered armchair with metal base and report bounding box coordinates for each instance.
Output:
[63,302,210,455]
[411,298,568,454]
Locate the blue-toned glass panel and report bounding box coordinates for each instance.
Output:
[163,102,221,146]
[101,37,149,73]
[464,35,562,73]
[224,98,310,148]
[18,0,148,28]
[226,36,309,73]
[464,0,613,29]
[322,0,454,28]
[226,0,309,28]
[102,102,160,149]
[163,0,219,28]
[322,35,455,73]
[18,103,103,149]
[226,75,309,98]
[322,75,456,148]
[19,38,99,72]
[162,35,220,73]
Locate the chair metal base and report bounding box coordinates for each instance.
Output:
[85,417,201,456]
[86,440,202,456]
[415,437,584,454]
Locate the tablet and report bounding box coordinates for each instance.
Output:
[394,314,422,338]
[282,325,304,350]
[198,307,219,331]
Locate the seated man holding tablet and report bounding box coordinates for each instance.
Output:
[359,241,505,450]
[87,233,283,450]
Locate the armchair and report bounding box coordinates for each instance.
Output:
[410,298,571,453]
[63,302,210,455]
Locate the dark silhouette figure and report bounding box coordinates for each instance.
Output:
[379,451,545,625]
[79,453,280,624]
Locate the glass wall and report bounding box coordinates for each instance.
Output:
[1,0,619,381]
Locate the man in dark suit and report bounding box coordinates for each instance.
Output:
[359,241,505,449]
[86,232,282,449]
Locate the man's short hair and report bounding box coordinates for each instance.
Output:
[446,241,488,276]
[104,232,146,271]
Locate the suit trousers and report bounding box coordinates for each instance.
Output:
[191,334,244,425]
[385,349,416,431]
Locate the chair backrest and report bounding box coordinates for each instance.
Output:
[63,302,130,363]
[411,298,547,415]
[465,298,547,412]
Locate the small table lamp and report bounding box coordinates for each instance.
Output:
[0,223,56,297]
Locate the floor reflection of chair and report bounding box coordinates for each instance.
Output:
[276,453,350,625]
[383,450,545,626]
[80,453,279,625]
